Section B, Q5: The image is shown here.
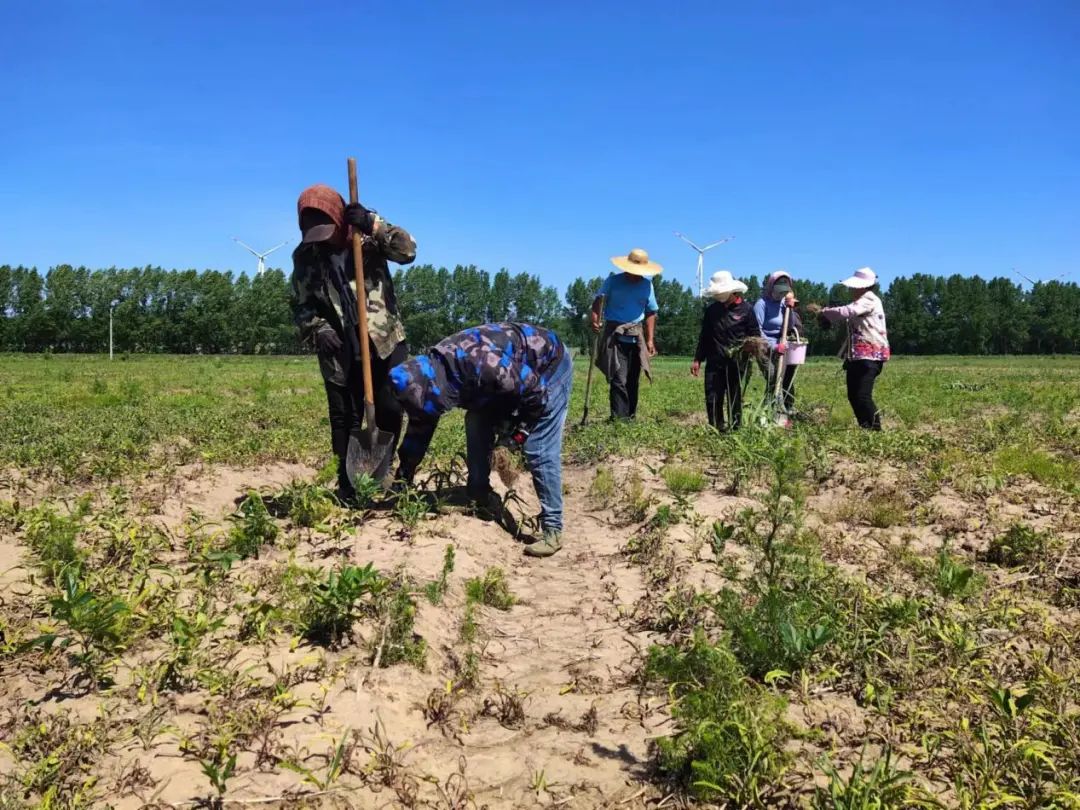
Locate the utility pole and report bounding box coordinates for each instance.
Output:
[109,301,117,360]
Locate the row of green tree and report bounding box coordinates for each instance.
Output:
[0,264,1076,355]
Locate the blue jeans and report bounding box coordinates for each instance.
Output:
[465,352,574,532]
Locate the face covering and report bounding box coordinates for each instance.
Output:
[771,282,791,302]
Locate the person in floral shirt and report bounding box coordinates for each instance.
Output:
[810,267,890,430]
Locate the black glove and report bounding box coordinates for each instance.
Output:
[344,203,376,236]
[314,327,343,356]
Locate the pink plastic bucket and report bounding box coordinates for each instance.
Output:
[785,334,809,366]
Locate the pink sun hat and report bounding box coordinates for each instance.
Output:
[839,267,877,289]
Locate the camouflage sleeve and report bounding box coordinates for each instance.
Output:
[372,218,417,265]
[397,415,438,482]
[290,262,328,347]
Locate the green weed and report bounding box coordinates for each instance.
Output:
[227,492,279,559]
[646,630,789,804]
[662,464,707,497]
[933,544,983,600]
[465,567,516,610]
[423,544,456,605]
[986,523,1059,569]
[299,563,385,646]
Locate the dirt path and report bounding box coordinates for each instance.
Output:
[112,465,667,809]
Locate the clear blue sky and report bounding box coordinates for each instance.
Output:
[2,1,1077,293]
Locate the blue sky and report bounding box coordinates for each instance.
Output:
[2,1,1077,294]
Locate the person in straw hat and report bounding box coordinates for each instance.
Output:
[691,271,761,431]
[590,248,661,420]
[807,267,890,430]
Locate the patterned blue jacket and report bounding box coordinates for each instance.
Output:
[389,322,566,479]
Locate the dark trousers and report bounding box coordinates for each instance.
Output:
[704,358,749,430]
[324,340,408,494]
[609,340,642,419]
[845,359,883,430]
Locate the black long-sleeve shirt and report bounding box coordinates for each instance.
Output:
[694,297,760,363]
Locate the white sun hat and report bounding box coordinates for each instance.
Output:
[839,267,877,289]
[702,270,748,298]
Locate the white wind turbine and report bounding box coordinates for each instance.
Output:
[233,238,288,276]
[1012,267,1066,287]
[674,232,733,296]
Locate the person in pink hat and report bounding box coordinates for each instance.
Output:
[809,267,890,430]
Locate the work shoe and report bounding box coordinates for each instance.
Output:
[524,530,563,558]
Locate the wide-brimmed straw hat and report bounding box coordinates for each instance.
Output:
[840,267,877,288]
[703,270,747,298]
[610,248,663,277]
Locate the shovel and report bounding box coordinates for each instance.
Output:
[344,157,396,485]
[579,294,605,427]
[772,305,792,427]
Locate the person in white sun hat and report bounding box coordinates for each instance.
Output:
[690,271,761,431]
[808,267,890,430]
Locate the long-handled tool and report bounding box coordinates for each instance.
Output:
[772,306,792,427]
[579,294,605,427]
[344,157,396,485]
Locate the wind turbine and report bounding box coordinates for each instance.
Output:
[674,232,733,296]
[1012,267,1066,287]
[233,238,288,276]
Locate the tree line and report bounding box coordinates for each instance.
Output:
[0,263,1076,355]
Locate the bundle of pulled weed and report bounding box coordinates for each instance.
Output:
[491,446,521,487]
[736,336,770,363]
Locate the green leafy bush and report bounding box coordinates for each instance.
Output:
[646,630,789,804]
[299,564,384,645]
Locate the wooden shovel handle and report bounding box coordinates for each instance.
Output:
[348,157,376,410]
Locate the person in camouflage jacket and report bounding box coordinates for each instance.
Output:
[389,322,574,558]
[290,183,416,501]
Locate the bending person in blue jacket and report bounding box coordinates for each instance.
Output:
[389,322,573,558]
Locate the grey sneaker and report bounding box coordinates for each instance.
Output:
[524,530,563,558]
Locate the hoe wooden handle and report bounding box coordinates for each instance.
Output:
[347,157,376,410]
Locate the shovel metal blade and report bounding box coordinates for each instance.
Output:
[345,427,395,487]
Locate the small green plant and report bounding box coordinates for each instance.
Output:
[272,480,336,527]
[934,544,982,600]
[813,746,924,809]
[200,746,237,799]
[26,567,132,685]
[616,471,651,524]
[662,464,707,497]
[588,466,615,506]
[423,544,456,604]
[372,579,427,668]
[710,520,734,557]
[299,563,385,646]
[351,472,384,508]
[22,502,88,584]
[281,728,352,789]
[986,523,1058,569]
[393,484,431,529]
[465,567,516,610]
[227,492,278,559]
